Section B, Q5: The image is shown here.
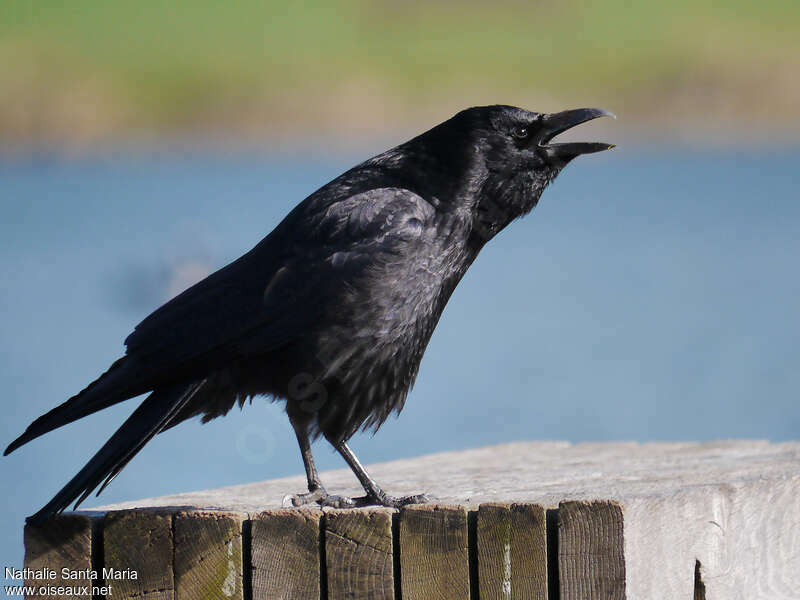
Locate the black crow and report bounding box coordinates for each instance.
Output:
[6,105,614,522]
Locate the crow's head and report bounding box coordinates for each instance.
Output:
[453,105,615,241]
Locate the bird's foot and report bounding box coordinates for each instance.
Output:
[283,488,432,509]
[282,486,328,508]
[363,491,432,509]
[319,491,432,509]
[282,488,363,508]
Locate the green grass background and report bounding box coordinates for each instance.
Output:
[2,0,799,144]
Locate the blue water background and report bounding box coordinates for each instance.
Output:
[1,144,799,569]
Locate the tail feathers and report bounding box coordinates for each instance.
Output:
[26,380,205,524]
[5,357,141,456]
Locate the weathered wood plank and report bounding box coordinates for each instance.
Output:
[250,508,322,600]
[79,440,800,598]
[399,504,469,600]
[558,500,625,600]
[23,513,94,600]
[325,508,395,600]
[477,503,512,600]
[104,509,174,600]
[174,510,245,600]
[477,503,547,600]
[94,441,798,514]
[510,503,547,599]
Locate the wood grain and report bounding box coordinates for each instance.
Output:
[325,508,395,600]
[476,503,547,600]
[104,509,174,600]
[174,510,245,600]
[558,500,625,600]
[509,503,547,599]
[399,504,469,600]
[477,503,512,600]
[24,513,94,600]
[250,509,322,600]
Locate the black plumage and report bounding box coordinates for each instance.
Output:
[6,105,614,522]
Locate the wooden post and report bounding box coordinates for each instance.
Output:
[477,503,548,599]
[174,510,246,600]
[399,505,470,600]
[558,501,625,600]
[104,509,174,600]
[250,508,322,599]
[21,441,800,599]
[23,513,95,600]
[325,508,395,599]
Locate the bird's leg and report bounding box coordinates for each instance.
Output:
[282,416,331,507]
[334,442,430,508]
[283,414,429,508]
[285,429,326,504]
[283,416,364,508]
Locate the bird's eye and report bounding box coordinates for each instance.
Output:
[512,126,529,139]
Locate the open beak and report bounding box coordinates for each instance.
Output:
[539,108,615,163]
